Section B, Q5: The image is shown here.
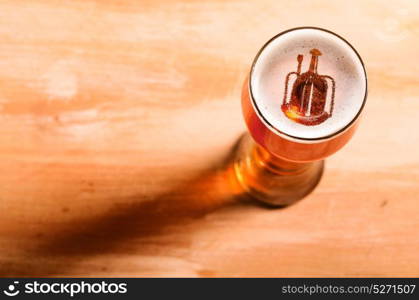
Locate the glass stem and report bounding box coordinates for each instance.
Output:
[233,133,324,206]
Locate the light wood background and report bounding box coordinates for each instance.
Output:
[0,0,418,277]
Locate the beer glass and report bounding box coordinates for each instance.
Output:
[234,27,367,206]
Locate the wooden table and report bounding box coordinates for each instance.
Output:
[0,0,418,277]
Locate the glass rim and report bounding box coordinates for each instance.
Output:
[249,26,368,143]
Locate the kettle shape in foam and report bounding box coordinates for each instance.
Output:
[281,48,336,126]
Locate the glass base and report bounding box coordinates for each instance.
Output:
[232,134,324,207]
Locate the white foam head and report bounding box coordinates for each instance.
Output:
[250,27,367,141]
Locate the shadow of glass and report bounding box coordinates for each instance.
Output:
[1,137,256,276]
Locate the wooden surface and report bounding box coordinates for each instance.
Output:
[0,0,418,277]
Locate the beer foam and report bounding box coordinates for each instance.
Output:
[250,28,367,140]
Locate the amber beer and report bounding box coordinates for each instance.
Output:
[235,27,367,206]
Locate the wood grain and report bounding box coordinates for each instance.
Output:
[0,0,418,277]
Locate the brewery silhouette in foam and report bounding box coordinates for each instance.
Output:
[281,48,335,126]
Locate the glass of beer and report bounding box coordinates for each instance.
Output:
[235,27,367,206]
